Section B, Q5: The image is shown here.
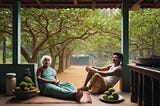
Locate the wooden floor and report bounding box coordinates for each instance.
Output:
[0,65,137,106]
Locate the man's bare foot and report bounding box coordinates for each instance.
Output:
[76,89,83,102]
[81,86,89,91]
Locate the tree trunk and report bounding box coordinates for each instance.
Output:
[31,54,38,63]
[63,51,67,69]
[50,47,57,69]
[3,40,6,63]
[65,51,71,68]
[58,50,64,73]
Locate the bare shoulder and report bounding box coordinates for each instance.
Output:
[114,65,122,71]
[114,66,122,76]
[106,64,113,68]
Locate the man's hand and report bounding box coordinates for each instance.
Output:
[85,65,90,72]
[86,65,97,73]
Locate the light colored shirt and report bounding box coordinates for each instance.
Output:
[104,65,121,87]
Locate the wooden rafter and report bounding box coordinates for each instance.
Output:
[130,0,144,10]
[91,0,96,9]
[35,0,41,5]
[153,0,160,3]
[0,0,159,9]
[115,0,122,8]
[73,0,78,5]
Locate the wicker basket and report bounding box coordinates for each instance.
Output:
[15,89,38,99]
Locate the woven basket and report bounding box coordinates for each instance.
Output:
[15,89,38,99]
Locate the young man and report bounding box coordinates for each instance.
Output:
[81,52,123,94]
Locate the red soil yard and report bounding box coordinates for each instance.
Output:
[57,65,120,90]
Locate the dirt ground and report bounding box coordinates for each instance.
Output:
[57,65,120,90]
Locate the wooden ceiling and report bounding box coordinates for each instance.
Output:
[0,0,160,9]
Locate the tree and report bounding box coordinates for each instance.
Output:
[129,9,160,59]
[0,9,12,63]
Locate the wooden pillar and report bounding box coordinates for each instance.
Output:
[12,0,21,64]
[131,71,138,102]
[121,0,130,92]
[143,75,152,106]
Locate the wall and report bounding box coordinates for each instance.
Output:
[0,64,37,94]
[71,55,95,65]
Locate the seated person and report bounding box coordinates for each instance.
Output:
[36,55,83,102]
[81,52,123,94]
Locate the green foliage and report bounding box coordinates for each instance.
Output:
[129,9,160,59]
[0,8,160,66]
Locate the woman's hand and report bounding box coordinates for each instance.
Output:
[51,79,60,85]
[55,79,60,84]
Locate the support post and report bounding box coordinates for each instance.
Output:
[121,0,130,92]
[12,0,21,64]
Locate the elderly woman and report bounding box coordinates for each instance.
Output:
[36,55,83,102]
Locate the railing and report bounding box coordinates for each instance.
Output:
[128,64,160,106]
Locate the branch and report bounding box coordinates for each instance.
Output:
[0,30,12,35]
[42,29,98,50]
[21,46,31,62]
[100,26,121,40]
[49,19,64,36]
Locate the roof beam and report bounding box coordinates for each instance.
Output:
[153,0,159,3]
[0,0,159,9]
[115,0,122,8]
[130,0,144,11]
[91,0,96,9]
[73,0,78,5]
[35,0,41,5]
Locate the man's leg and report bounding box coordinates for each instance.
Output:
[89,73,106,94]
[81,71,94,91]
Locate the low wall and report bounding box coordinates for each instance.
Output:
[71,55,95,65]
[0,64,37,94]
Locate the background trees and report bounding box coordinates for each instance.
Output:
[129,9,160,60]
[0,8,160,72]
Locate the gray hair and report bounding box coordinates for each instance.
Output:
[40,55,52,66]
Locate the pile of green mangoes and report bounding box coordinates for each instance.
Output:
[102,88,119,100]
[13,76,35,92]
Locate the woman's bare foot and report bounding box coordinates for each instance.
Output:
[76,89,83,102]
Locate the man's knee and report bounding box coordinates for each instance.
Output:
[93,73,101,77]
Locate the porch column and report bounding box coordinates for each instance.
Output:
[12,0,21,64]
[121,0,130,92]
